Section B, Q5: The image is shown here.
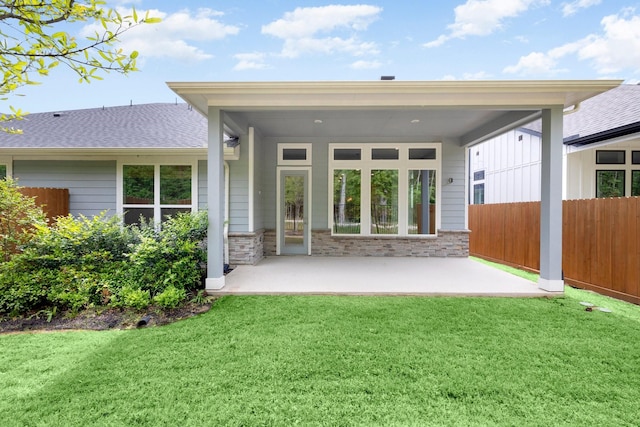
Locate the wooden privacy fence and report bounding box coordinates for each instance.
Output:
[18,187,70,223]
[469,199,640,305]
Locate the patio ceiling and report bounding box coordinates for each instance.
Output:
[168,80,623,146]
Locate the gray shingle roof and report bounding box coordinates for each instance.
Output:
[0,103,207,149]
[524,84,640,143]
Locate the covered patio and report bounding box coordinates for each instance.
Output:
[214,257,556,297]
[168,80,622,295]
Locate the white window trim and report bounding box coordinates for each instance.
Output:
[116,157,198,224]
[0,156,12,178]
[278,143,312,166]
[328,143,441,237]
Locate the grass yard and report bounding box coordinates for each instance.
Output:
[2,285,640,425]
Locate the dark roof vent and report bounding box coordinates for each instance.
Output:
[381,76,396,81]
[53,112,62,117]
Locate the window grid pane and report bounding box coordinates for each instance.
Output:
[334,149,361,161]
[596,170,625,198]
[409,148,436,160]
[596,150,625,165]
[333,170,361,234]
[408,170,436,235]
[371,170,398,234]
[123,165,154,204]
[160,165,192,205]
[372,148,399,160]
[632,171,640,197]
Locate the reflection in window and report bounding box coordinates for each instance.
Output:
[408,170,436,234]
[333,170,361,234]
[123,165,154,204]
[160,165,192,205]
[596,170,625,198]
[371,170,398,234]
[474,184,485,205]
[123,164,193,225]
[632,171,640,197]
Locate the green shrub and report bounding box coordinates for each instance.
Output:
[153,286,186,309]
[24,212,139,268]
[121,211,207,295]
[0,178,47,262]
[117,286,151,310]
[0,210,207,317]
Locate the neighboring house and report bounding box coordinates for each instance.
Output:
[0,81,622,293]
[469,84,640,204]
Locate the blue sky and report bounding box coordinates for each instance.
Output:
[6,0,640,113]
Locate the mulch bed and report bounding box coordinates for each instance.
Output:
[0,302,213,334]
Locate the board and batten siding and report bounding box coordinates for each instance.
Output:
[13,160,116,218]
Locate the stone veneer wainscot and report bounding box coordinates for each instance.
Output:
[262,229,469,258]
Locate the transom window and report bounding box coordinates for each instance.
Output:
[120,163,195,225]
[329,143,440,236]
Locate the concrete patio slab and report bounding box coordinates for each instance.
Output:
[213,257,561,297]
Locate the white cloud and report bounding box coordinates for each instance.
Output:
[425,0,549,47]
[81,8,240,62]
[503,51,561,75]
[562,0,601,17]
[233,53,269,71]
[350,60,383,70]
[504,9,640,75]
[262,5,382,58]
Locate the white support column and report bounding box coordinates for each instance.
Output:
[206,107,226,291]
[539,107,564,292]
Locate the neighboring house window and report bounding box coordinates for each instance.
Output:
[474,183,485,204]
[121,163,195,225]
[330,143,440,236]
[0,164,6,179]
[596,170,625,198]
[596,150,625,165]
[632,171,640,197]
[473,170,485,181]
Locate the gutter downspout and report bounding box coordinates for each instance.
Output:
[224,161,230,268]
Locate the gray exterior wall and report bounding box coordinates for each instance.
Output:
[198,159,208,211]
[440,140,466,230]
[253,129,266,231]
[13,160,116,217]
[228,135,250,233]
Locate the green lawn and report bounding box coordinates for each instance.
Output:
[2,285,640,425]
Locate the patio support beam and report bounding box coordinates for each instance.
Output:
[538,107,564,292]
[206,107,226,291]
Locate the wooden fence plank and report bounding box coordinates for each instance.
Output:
[469,198,640,304]
[17,187,69,223]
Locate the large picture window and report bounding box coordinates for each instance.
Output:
[330,143,440,236]
[121,163,195,225]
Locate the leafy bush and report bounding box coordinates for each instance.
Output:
[0,178,47,262]
[0,210,208,317]
[117,286,151,310]
[117,211,207,295]
[153,286,186,309]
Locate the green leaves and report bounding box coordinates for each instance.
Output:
[1,0,162,132]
